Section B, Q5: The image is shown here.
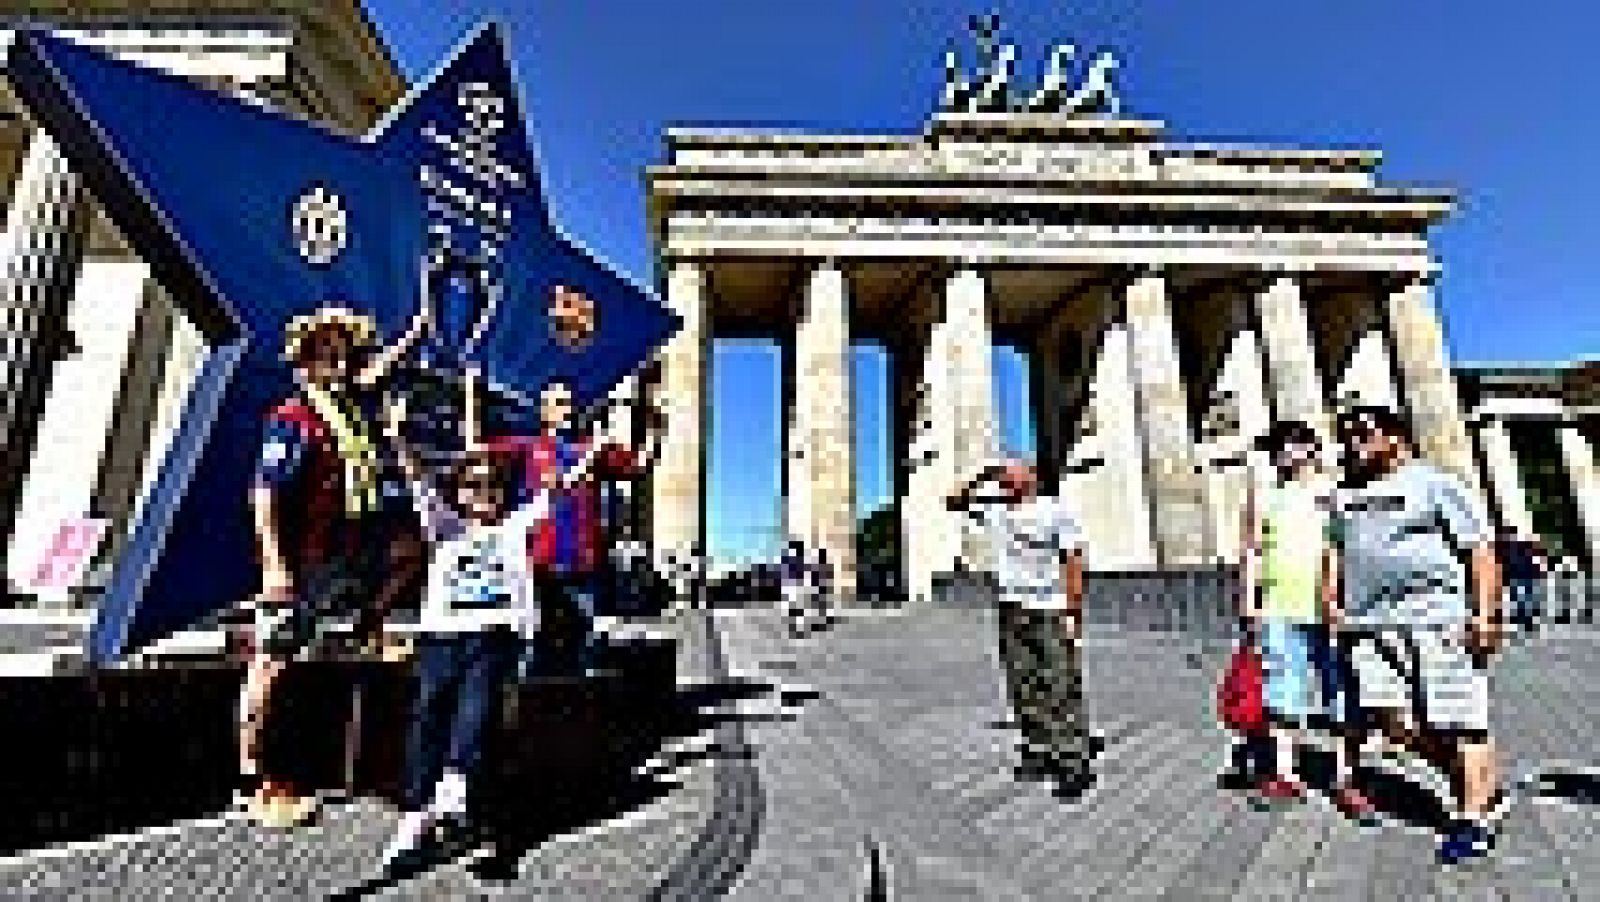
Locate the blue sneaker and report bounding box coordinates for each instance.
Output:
[1438,822,1494,866]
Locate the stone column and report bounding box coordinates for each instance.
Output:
[946,268,999,572]
[901,311,955,604]
[1081,317,1156,569]
[786,262,856,598]
[1386,277,1482,491]
[1252,274,1331,438]
[651,261,709,587]
[128,308,208,529]
[5,259,147,602]
[901,267,997,601]
[1476,417,1536,538]
[0,131,89,596]
[1204,292,1272,565]
[1123,270,1207,566]
[1030,325,1068,489]
[1556,423,1600,570]
[1217,294,1274,452]
[1332,294,1400,413]
[85,279,177,588]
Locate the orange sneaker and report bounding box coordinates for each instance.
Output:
[249,780,317,829]
[1257,777,1308,801]
[1331,785,1378,822]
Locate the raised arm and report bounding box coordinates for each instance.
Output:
[945,462,1003,511]
[383,391,422,486]
[385,390,460,542]
[356,307,429,389]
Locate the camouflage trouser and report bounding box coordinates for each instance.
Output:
[997,602,1090,778]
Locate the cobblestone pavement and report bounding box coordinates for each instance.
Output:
[2,606,1599,899]
[714,607,1600,901]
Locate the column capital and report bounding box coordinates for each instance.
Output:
[949,259,987,279]
[1257,259,1317,276]
[666,257,703,278]
[1387,269,1439,293]
[1102,263,1170,293]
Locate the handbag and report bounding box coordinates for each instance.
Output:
[1218,642,1266,735]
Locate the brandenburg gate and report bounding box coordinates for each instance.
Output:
[644,35,1481,602]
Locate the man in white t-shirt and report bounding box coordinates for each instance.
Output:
[947,457,1091,797]
[1327,406,1503,866]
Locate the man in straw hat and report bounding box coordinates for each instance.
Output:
[238,303,427,828]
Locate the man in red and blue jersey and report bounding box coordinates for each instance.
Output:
[240,305,425,827]
[485,374,662,675]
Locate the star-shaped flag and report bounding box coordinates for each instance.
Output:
[5,23,678,662]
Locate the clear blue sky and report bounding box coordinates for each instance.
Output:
[368,0,1598,563]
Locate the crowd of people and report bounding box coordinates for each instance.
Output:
[233,293,665,880]
[228,291,1516,876]
[1239,408,1503,865]
[948,404,1509,867]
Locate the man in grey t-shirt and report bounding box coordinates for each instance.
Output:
[947,458,1091,798]
[1326,407,1503,865]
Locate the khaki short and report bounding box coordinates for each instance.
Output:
[1347,627,1490,735]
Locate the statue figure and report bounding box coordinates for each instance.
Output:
[970,42,1016,112]
[1023,43,1076,113]
[953,11,1012,113]
[1062,51,1122,117]
[941,43,973,112]
[937,14,1124,117]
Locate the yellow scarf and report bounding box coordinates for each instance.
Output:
[300,382,381,517]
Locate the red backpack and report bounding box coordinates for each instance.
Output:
[1218,643,1266,735]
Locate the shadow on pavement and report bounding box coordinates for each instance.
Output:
[1217,743,1455,833]
[326,674,788,899]
[1529,767,1600,807]
[0,630,788,865]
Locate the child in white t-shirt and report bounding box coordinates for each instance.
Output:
[378,376,549,875]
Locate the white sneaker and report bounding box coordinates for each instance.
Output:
[380,810,435,872]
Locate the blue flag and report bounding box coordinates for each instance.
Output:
[5,23,678,662]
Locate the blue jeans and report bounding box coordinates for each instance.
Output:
[537,572,600,674]
[1507,579,1541,625]
[403,629,520,812]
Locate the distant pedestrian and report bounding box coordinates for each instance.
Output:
[947,458,1092,798]
[813,545,835,630]
[1497,530,1548,630]
[779,540,832,636]
[1327,406,1504,865]
[780,540,813,637]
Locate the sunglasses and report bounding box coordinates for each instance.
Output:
[457,472,502,491]
[1336,422,1380,443]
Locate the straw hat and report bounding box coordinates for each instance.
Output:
[281,305,376,363]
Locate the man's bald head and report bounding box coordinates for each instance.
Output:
[999,457,1040,500]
